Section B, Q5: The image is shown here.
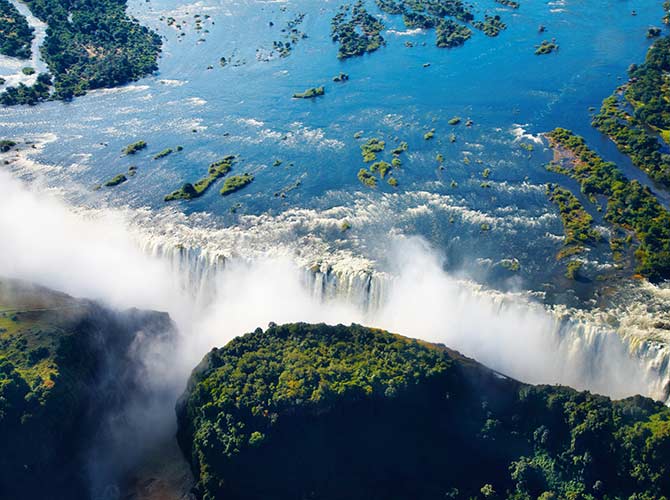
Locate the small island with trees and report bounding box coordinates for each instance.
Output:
[293,86,325,99]
[331,1,385,59]
[165,156,237,201]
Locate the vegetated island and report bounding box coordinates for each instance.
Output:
[0,73,51,106]
[495,0,520,8]
[357,167,377,187]
[0,139,17,152]
[331,1,385,59]
[358,138,407,187]
[0,0,34,59]
[360,137,385,162]
[592,36,670,187]
[373,0,506,52]
[546,128,670,281]
[177,322,670,500]
[153,145,183,160]
[0,0,161,105]
[0,278,175,499]
[220,173,254,196]
[165,155,237,201]
[472,15,507,37]
[546,183,601,268]
[435,19,472,48]
[123,140,147,155]
[293,86,325,99]
[103,174,127,187]
[265,12,307,60]
[535,40,558,55]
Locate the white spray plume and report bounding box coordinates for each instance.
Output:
[0,169,662,402]
[2,168,667,494]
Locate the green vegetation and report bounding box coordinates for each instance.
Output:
[361,137,385,162]
[0,0,33,59]
[495,0,520,8]
[331,1,385,59]
[546,184,601,262]
[391,141,408,155]
[592,37,670,187]
[473,15,507,37]
[565,259,584,280]
[519,142,534,152]
[153,148,174,160]
[370,160,392,178]
[0,73,51,105]
[547,128,670,281]
[293,86,325,99]
[647,26,662,38]
[500,258,520,272]
[448,116,461,125]
[104,174,127,187]
[357,168,377,187]
[403,12,438,29]
[333,72,349,82]
[270,13,306,59]
[0,139,16,152]
[220,173,254,196]
[358,138,398,188]
[123,141,147,155]
[0,279,174,499]
[535,40,558,55]
[376,0,476,50]
[165,156,236,201]
[21,66,35,75]
[424,129,435,140]
[177,323,670,500]
[18,0,161,101]
[377,0,473,23]
[435,19,471,48]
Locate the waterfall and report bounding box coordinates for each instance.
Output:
[130,230,670,405]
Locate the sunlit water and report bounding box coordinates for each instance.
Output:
[1,0,668,302]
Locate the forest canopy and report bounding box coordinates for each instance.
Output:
[177,323,670,500]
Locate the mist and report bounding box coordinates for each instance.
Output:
[0,169,662,494]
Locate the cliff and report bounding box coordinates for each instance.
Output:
[177,323,670,500]
[0,279,176,499]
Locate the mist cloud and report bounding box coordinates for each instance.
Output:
[0,169,665,495]
[0,169,660,398]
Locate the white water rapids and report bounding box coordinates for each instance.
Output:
[0,168,668,404]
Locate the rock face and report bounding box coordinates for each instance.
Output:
[177,323,670,500]
[0,279,176,500]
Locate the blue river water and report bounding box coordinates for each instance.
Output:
[1,0,667,302]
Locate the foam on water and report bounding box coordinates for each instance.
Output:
[1,166,668,404]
